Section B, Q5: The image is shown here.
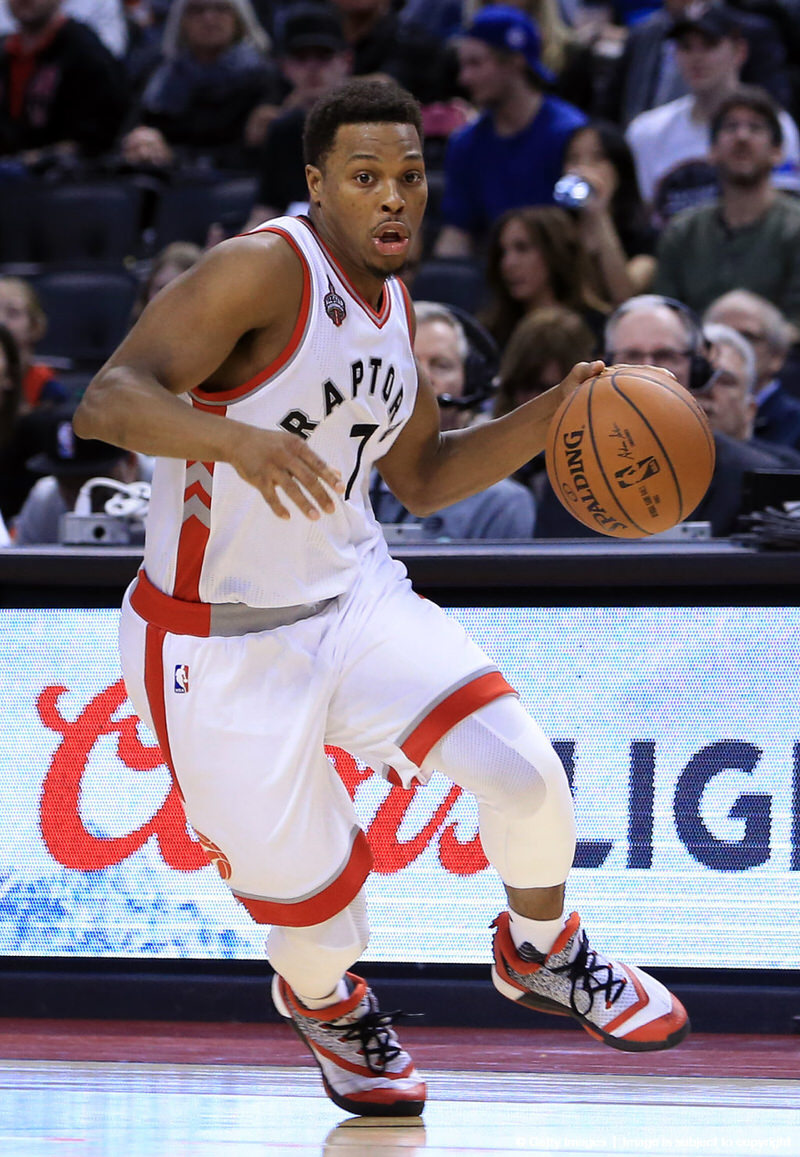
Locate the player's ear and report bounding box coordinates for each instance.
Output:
[306,164,323,206]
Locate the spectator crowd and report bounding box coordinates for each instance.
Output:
[3,0,800,542]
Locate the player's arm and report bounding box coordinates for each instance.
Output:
[73,235,343,520]
[378,357,603,516]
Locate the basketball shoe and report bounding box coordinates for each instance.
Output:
[272,971,426,1116]
[491,910,690,1051]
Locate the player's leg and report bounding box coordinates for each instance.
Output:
[423,694,689,1052]
[268,888,425,1117]
[119,589,424,1115]
[328,565,688,1053]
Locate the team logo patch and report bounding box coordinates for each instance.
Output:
[324,277,346,327]
[193,829,232,880]
[174,664,190,693]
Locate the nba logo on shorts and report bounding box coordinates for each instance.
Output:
[174,664,189,693]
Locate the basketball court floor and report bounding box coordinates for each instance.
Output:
[1,1020,798,1156]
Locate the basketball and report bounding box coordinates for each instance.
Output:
[545,365,715,539]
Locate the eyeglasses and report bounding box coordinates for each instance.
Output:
[610,348,692,370]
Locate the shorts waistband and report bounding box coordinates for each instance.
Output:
[130,569,335,637]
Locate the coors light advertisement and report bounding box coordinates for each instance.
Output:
[2,606,799,969]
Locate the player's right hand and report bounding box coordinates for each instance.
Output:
[233,428,345,520]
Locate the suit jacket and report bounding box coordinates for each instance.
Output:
[755,385,800,450]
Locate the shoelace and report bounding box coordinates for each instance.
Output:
[549,929,627,1015]
[337,1006,408,1075]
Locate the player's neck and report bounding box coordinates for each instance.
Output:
[308,212,388,309]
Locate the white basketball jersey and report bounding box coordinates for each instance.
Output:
[142,216,418,607]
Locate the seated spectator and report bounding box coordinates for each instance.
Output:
[0,276,69,411]
[246,3,353,227]
[625,6,800,226]
[701,319,800,465]
[330,0,455,105]
[481,205,608,348]
[560,119,657,304]
[0,0,129,57]
[603,0,792,127]
[130,240,203,324]
[371,302,536,538]
[703,288,800,450]
[433,6,587,257]
[120,0,280,174]
[13,401,141,544]
[492,304,597,500]
[0,0,128,169]
[653,87,800,325]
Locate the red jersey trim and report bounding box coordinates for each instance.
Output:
[396,276,416,339]
[298,216,393,329]
[234,829,373,927]
[190,227,312,405]
[143,623,184,800]
[401,671,517,766]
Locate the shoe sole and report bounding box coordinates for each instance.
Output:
[492,965,691,1053]
[271,974,426,1117]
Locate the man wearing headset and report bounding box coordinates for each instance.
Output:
[371,301,536,539]
[535,293,792,538]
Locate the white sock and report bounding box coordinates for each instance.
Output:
[508,910,567,956]
[296,977,350,1010]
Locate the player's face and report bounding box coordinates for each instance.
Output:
[307,122,427,292]
[701,341,756,438]
[498,218,552,306]
[711,110,780,186]
[608,308,693,389]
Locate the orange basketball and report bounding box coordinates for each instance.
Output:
[545,365,715,539]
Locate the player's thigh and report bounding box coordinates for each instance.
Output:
[123,601,362,904]
[327,575,512,783]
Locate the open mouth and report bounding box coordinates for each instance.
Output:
[373,223,410,256]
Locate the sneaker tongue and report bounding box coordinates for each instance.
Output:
[330,994,371,1026]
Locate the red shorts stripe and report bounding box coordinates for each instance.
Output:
[143,622,184,799]
[401,670,517,766]
[235,828,373,927]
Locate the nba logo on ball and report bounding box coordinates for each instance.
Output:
[174,664,189,693]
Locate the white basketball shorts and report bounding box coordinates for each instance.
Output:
[119,552,515,928]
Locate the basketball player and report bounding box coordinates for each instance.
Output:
[73,79,690,1118]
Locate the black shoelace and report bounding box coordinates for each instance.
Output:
[549,929,627,1016]
[334,997,416,1075]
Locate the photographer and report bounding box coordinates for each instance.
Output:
[557,119,657,306]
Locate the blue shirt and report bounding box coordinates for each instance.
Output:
[439,97,587,239]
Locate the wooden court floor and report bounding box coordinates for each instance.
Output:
[1,1019,798,1156]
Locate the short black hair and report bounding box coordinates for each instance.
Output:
[303,78,423,169]
[710,85,783,147]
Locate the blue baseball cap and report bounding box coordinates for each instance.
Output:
[463,5,554,85]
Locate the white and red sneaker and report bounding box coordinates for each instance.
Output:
[272,971,426,1116]
[491,910,690,1052]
